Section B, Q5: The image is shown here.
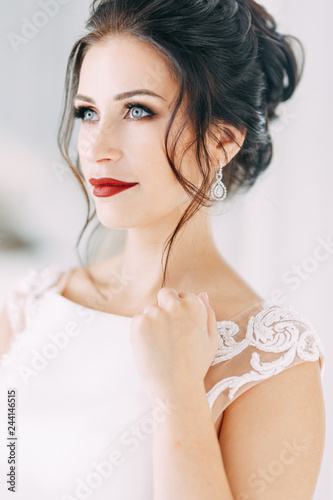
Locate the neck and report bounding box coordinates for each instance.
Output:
[117,202,222,299]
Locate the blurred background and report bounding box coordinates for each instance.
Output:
[1,0,332,497]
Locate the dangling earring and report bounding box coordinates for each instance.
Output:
[211,159,227,201]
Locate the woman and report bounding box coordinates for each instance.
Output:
[0,0,326,499]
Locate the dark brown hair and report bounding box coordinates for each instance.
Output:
[57,0,305,297]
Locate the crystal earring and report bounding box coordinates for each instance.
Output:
[211,159,227,201]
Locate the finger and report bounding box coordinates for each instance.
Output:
[143,303,153,314]
[157,287,180,307]
[197,295,208,313]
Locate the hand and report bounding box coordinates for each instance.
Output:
[129,288,219,406]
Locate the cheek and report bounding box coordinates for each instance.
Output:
[144,171,191,211]
[137,142,199,207]
[77,128,92,166]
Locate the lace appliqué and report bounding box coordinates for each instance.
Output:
[207,302,325,410]
[1,264,63,367]
[210,320,244,363]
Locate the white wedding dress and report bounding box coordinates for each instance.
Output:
[0,263,325,500]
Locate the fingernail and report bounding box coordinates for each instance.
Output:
[203,292,209,304]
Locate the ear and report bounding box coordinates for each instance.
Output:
[207,121,247,166]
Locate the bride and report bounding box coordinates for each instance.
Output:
[0,0,325,499]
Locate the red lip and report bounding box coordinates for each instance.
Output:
[89,177,138,187]
[89,178,139,198]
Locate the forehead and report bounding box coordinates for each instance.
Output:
[79,35,178,100]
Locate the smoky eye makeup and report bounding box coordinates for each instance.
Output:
[71,102,157,122]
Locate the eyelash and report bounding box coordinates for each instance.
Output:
[71,102,156,122]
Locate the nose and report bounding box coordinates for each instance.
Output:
[79,117,121,164]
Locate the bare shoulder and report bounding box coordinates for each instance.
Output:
[219,359,325,498]
[200,258,264,322]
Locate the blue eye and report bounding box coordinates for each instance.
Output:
[72,106,99,122]
[125,103,156,120]
[72,102,156,123]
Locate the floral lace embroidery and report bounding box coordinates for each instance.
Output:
[211,320,244,363]
[207,302,325,410]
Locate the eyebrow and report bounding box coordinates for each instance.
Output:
[74,89,166,103]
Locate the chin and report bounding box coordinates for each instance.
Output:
[95,210,139,230]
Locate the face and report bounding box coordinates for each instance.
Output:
[74,35,201,230]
